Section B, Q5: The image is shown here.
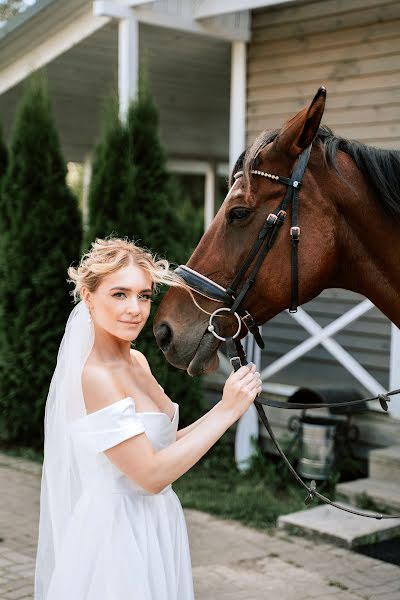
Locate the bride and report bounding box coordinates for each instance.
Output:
[34,236,262,600]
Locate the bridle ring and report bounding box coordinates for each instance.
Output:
[207,307,241,341]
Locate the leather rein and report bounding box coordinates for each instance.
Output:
[175,145,400,520]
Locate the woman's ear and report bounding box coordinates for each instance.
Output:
[80,286,91,308]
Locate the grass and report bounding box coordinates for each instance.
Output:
[174,433,317,530]
[0,444,43,464]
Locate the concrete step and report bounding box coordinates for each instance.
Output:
[278,503,400,548]
[369,445,400,485]
[336,477,400,514]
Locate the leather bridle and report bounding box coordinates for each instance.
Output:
[175,144,400,520]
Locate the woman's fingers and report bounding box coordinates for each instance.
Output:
[241,370,261,387]
[233,363,256,380]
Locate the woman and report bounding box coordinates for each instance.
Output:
[34,237,262,600]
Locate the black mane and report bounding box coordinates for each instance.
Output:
[231,126,400,223]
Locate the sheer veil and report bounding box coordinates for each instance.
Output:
[34,300,94,599]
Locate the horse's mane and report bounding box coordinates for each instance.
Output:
[232,125,400,223]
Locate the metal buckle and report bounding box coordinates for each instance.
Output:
[290,226,300,239]
[267,213,278,225]
[241,311,253,325]
[230,356,242,371]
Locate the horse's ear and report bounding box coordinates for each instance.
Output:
[274,86,326,157]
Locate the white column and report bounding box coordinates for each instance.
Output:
[204,163,216,230]
[94,2,139,122]
[389,323,400,418]
[235,327,261,472]
[229,41,246,174]
[118,12,139,122]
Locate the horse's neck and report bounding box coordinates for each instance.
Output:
[337,186,400,327]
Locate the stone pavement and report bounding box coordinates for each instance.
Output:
[0,452,399,600]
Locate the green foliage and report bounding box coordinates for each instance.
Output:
[83,100,129,249]
[85,77,203,426]
[0,0,26,21]
[174,433,307,529]
[0,77,82,449]
[0,121,7,181]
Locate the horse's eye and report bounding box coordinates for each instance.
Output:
[228,207,251,222]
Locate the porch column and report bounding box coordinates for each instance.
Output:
[93,2,139,122]
[229,41,246,173]
[118,13,138,121]
[389,324,400,418]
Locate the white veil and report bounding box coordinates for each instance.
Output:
[34,300,94,599]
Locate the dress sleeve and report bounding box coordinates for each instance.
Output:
[69,397,146,454]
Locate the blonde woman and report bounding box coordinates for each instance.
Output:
[34,237,262,600]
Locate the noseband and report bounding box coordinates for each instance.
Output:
[175,145,400,520]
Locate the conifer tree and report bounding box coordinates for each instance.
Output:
[83,100,129,250]
[0,122,7,181]
[0,78,82,448]
[85,80,203,425]
[125,81,203,426]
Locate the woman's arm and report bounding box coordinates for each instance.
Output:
[176,406,217,440]
[103,364,260,493]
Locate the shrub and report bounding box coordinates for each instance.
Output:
[0,78,82,448]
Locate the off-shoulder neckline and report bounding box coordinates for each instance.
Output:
[82,396,178,423]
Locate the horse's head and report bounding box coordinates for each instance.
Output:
[154,87,342,375]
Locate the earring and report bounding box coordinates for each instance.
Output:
[88,309,92,324]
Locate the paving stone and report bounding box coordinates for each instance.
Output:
[2,450,400,600]
[278,503,400,548]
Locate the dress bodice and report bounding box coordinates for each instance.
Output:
[69,397,179,496]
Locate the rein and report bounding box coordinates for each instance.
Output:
[175,145,400,520]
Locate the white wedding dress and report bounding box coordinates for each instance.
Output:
[44,396,195,600]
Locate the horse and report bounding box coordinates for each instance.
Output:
[153,86,400,378]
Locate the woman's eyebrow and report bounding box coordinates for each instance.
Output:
[109,286,153,293]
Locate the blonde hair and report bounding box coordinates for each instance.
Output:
[67,236,187,303]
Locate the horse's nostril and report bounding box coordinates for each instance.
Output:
[155,322,173,352]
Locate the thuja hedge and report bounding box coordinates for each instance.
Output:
[85,83,203,426]
[0,78,82,449]
[0,121,7,181]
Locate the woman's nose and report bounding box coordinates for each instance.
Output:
[127,297,141,314]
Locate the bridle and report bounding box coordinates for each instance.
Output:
[175,144,400,520]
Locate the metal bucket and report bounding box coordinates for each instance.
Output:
[298,415,337,480]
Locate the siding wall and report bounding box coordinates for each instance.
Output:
[245,0,400,392]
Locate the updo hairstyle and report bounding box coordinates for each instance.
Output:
[67,236,186,303]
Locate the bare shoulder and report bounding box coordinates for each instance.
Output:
[82,363,127,415]
[130,348,152,374]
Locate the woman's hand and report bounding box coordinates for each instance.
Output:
[221,363,262,421]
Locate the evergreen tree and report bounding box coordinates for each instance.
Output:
[85,81,203,425]
[83,100,129,250]
[0,121,7,181]
[125,82,203,426]
[0,78,82,449]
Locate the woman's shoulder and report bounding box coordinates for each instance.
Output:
[82,361,127,415]
[130,348,152,374]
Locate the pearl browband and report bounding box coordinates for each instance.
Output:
[234,169,300,188]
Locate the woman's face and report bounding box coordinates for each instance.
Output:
[87,263,154,342]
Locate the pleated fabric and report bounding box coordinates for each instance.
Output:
[45,398,194,600]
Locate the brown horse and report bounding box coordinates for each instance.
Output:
[154,87,400,377]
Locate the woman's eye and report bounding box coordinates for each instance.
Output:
[229,207,251,222]
[139,295,153,302]
[113,292,126,298]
